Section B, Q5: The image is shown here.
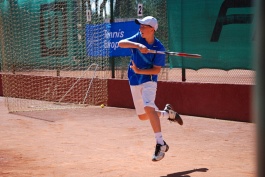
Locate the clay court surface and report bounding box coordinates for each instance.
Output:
[0,97,256,177]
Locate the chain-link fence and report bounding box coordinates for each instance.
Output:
[110,0,255,85]
[108,0,170,81]
[0,0,111,112]
[0,0,255,87]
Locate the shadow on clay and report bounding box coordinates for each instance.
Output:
[161,168,209,177]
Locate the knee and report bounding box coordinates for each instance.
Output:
[137,114,149,121]
[144,106,155,114]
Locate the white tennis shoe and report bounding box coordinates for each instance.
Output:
[164,104,183,125]
[152,141,169,162]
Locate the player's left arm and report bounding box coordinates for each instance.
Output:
[130,60,161,75]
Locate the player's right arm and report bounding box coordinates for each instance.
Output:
[118,39,148,54]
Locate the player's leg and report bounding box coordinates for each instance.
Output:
[141,81,169,161]
[144,106,169,161]
[130,83,169,161]
[130,85,182,125]
[130,84,149,120]
[144,106,161,132]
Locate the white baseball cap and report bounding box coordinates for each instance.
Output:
[135,16,158,31]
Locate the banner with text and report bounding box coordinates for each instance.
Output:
[85,21,139,57]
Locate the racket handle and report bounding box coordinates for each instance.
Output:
[148,49,157,54]
[148,50,165,54]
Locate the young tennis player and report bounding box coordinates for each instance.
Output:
[118,16,183,162]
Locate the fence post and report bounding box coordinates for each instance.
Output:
[110,0,115,78]
[180,0,186,82]
[256,0,265,176]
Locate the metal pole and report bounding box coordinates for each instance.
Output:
[182,68,186,82]
[255,0,265,176]
[180,0,186,82]
[110,0,115,78]
[110,0,114,23]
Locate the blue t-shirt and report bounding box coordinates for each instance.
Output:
[126,32,165,86]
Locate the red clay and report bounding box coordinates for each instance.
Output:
[0,97,256,177]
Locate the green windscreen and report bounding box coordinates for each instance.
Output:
[167,0,254,70]
[0,0,85,71]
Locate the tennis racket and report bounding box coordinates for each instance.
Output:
[148,49,201,58]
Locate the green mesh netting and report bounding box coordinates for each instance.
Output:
[167,0,254,70]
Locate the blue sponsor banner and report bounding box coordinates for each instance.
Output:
[85,21,139,57]
[108,21,139,57]
[85,23,109,57]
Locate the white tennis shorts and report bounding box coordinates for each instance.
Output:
[130,81,158,115]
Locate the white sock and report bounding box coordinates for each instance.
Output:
[159,111,169,119]
[155,132,164,145]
